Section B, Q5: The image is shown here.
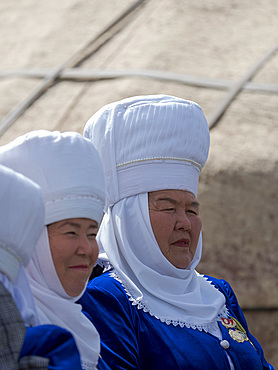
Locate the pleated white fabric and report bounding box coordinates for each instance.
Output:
[84,95,210,207]
[0,130,105,226]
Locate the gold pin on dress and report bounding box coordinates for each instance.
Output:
[219,317,255,346]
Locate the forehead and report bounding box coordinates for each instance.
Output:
[48,218,98,229]
[149,189,197,203]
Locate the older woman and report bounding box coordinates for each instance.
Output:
[0,164,82,369]
[80,95,273,369]
[0,130,107,370]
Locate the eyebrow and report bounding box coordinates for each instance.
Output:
[156,197,200,208]
[58,221,98,229]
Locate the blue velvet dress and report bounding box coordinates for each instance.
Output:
[20,325,82,369]
[80,270,274,370]
[20,325,111,370]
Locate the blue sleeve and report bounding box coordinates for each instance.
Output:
[20,325,82,370]
[80,275,141,370]
[210,277,274,370]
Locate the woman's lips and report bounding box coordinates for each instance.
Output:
[172,239,189,247]
[68,265,89,270]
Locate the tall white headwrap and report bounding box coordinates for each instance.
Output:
[0,131,105,370]
[0,164,44,326]
[84,95,228,331]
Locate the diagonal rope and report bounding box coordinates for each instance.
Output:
[0,0,146,137]
[207,42,278,129]
[1,67,278,95]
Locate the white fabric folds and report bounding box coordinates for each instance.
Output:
[27,227,100,369]
[0,164,44,326]
[0,131,105,369]
[85,94,229,331]
[97,194,228,331]
[117,160,201,202]
[0,130,105,225]
[84,94,210,207]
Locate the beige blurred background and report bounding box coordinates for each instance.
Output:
[0,0,277,366]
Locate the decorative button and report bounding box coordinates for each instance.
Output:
[220,340,230,349]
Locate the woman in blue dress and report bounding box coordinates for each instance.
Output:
[0,131,109,370]
[81,94,274,369]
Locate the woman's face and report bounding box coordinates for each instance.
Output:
[148,189,202,269]
[47,218,99,297]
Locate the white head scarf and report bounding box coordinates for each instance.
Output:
[0,164,44,326]
[0,131,105,369]
[84,95,228,331]
[27,228,99,370]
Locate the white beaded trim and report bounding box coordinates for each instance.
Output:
[108,268,229,331]
[116,157,202,170]
[45,194,103,204]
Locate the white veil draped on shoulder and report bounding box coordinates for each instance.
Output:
[27,227,100,370]
[97,193,228,332]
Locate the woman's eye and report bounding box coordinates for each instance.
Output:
[66,231,76,235]
[187,209,197,215]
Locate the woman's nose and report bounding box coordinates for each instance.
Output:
[77,235,94,255]
[175,213,191,231]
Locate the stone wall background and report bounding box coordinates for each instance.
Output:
[1,0,277,366]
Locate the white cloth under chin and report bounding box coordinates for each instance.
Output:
[26,227,100,370]
[97,193,229,332]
